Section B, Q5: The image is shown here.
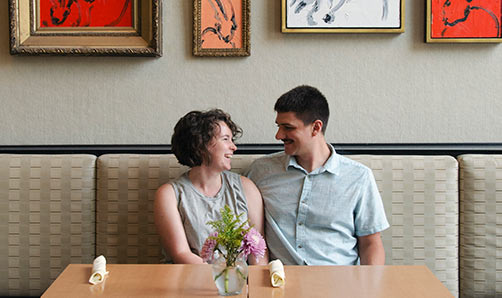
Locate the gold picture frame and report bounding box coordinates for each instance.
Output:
[193,0,250,57]
[9,0,162,56]
[281,0,405,33]
[426,0,502,43]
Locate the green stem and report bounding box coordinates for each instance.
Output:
[214,267,231,294]
[214,267,225,281]
[224,267,229,293]
[236,267,246,280]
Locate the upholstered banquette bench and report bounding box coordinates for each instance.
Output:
[1,153,501,297]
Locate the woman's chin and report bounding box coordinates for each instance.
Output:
[213,163,231,172]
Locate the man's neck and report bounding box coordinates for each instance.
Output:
[295,142,331,173]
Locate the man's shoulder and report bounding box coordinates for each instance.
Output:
[336,154,372,177]
[250,151,287,167]
[247,151,288,181]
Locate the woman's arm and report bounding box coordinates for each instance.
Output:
[241,176,269,265]
[154,183,203,264]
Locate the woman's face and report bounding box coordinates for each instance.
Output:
[206,121,237,171]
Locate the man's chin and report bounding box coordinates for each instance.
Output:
[283,145,295,155]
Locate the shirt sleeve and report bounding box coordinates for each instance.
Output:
[245,160,261,186]
[354,169,390,237]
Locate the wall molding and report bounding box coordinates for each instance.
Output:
[1,143,502,156]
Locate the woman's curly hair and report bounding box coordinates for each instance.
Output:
[171,109,242,167]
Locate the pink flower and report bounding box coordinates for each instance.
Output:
[200,232,218,262]
[241,227,266,259]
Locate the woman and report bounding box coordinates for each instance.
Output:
[154,109,268,265]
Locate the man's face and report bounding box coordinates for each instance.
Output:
[275,112,314,157]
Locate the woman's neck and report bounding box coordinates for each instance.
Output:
[188,166,222,197]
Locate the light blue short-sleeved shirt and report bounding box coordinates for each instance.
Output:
[247,144,389,265]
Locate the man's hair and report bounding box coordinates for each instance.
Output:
[274,85,330,133]
[171,109,242,167]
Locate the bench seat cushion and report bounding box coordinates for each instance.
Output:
[0,154,96,296]
[95,154,263,263]
[95,154,459,296]
[458,154,502,297]
[349,155,458,296]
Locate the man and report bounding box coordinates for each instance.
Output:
[247,85,389,265]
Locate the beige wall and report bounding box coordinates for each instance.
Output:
[1,1,501,145]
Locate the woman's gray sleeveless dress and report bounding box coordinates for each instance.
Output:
[165,170,249,261]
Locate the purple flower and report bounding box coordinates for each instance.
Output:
[240,227,266,259]
[200,232,218,262]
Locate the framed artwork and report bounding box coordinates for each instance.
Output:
[193,0,250,56]
[281,0,405,33]
[426,0,502,43]
[9,0,162,56]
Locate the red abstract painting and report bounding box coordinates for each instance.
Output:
[431,0,502,38]
[39,0,133,28]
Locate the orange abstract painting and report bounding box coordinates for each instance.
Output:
[200,0,243,49]
[431,0,501,38]
[39,0,133,28]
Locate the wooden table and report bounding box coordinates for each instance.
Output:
[42,264,452,297]
[41,264,246,298]
[248,265,453,298]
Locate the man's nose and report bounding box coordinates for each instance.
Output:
[275,128,283,140]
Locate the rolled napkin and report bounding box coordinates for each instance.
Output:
[268,259,285,287]
[89,255,109,285]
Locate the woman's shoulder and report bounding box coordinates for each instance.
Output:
[221,171,254,187]
[221,170,242,184]
[239,175,256,189]
[219,171,256,199]
[156,183,176,200]
[157,181,174,191]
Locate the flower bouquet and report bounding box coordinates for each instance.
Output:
[200,205,266,296]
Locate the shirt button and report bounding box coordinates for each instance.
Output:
[298,245,303,249]
[298,222,303,226]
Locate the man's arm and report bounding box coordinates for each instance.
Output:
[357,232,385,265]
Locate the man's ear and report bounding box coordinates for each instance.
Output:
[312,120,323,136]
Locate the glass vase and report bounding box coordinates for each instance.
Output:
[211,251,248,296]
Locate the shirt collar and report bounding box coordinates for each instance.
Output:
[285,143,340,175]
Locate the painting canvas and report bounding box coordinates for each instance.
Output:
[38,0,133,28]
[427,0,502,43]
[193,0,250,56]
[9,0,162,56]
[282,0,404,33]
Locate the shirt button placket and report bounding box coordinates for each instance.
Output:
[296,175,311,256]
